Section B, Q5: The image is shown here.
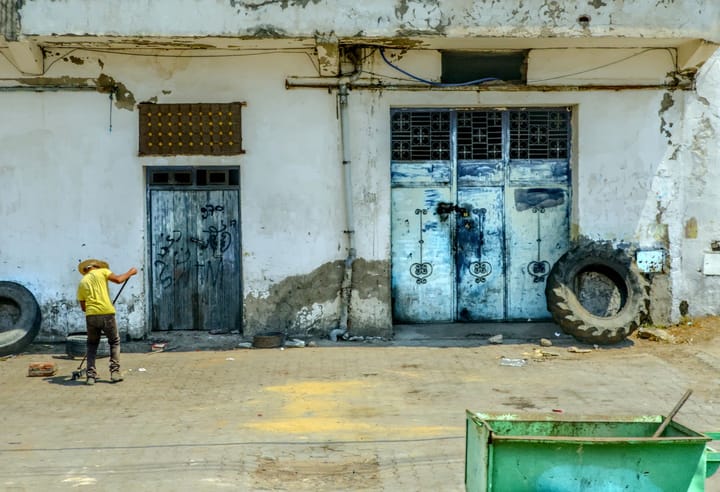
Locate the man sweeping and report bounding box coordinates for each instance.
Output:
[77,259,137,385]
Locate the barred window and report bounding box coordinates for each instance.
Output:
[457,111,503,160]
[509,110,569,159]
[391,111,450,161]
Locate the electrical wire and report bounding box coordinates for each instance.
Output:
[53,46,311,58]
[379,47,498,87]
[527,47,677,83]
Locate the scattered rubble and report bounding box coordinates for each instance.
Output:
[637,327,675,343]
[568,346,593,354]
[540,338,552,347]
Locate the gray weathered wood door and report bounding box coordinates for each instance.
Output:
[391,109,571,323]
[149,171,241,332]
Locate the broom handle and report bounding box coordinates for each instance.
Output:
[112,279,129,305]
[653,389,693,438]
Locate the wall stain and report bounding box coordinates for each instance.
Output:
[658,92,675,143]
[540,0,566,27]
[244,259,391,337]
[96,73,136,111]
[588,0,606,8]
[395,0,409,19]
[244,261,344,337]
[230,0,321,10]
[351,258,390,301]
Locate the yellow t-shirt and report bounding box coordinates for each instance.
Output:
[77,268,116,315]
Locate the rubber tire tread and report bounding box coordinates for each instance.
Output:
[545,242,649,345]
[0,281,42,357]
[66,333,111,358]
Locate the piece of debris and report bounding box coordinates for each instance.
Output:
[526,348,559,361]
[237,342,253,349]
[138,367,147,372]
[540,338,552,347]
[637,327,675,343]
[568,346,592,354]
[285,339,306,348]
[552,408,564,413]
[499,357,527,367]
[226,357,235,361]
[307,341,318,347]
[489,334,504,344]
[348,336,364,342]
[151,342,167,352]
[27,362,57,377]
[1,354,16,362]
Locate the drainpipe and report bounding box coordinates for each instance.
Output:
[330,81,357,342]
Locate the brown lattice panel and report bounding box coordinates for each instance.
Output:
[139,102,245,156]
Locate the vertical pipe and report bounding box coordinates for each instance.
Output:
[331,83,356,341]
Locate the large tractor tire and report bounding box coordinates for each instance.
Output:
[545,242,650,345]
[0,281,42,356]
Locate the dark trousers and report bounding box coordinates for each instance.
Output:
[85,314,121,379]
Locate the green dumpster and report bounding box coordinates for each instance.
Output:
[465,411,719,491]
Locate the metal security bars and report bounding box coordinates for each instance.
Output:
[391,111,451,161]
[509,110,569,160]
[391,108,570,161]
[457,111,503,160]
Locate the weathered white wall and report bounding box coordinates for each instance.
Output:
[0,90,146,339]
[2,44,720,341]
[672,49,720,319]
[0,48,353,340]
[18,0,720,42]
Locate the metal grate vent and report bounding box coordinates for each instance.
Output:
[139,102,245,156]
[509,110,569,159]
[391,111,450,161]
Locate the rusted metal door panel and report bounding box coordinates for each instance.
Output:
[150,190,240,331]
[391,187,454,322]
[455,187,505,320]
[506,187,570,320]
[391,108,571,323]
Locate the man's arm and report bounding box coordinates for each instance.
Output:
[79,301,86,312]
[108,267,138,284]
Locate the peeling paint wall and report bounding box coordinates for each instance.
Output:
[672,50,720,320]
[17,0,720,42]
[3,39,720,342]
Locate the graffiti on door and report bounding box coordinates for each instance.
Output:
[153,203,236,290]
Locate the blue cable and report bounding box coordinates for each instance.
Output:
[379,48,499,87]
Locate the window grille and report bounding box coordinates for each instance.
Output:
[139,102,245,156]
[509,110,569,159]
[391,111,450,161]
[457,111,503,160]
[391,109,570,162]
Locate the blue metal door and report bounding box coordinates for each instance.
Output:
[391,109,570,323]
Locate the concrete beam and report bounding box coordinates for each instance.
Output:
[3,39,43,75]
[315,33,339,77]
[677,40,719,70]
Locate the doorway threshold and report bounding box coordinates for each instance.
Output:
[391,322,574,347]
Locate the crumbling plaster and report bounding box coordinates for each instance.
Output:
[17,0,720,43]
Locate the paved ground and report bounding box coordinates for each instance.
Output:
[1,323,719,491]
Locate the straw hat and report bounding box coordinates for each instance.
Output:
[78,259,109,274]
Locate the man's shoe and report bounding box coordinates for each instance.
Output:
[110,371,124,383]
[86,377,96,386]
